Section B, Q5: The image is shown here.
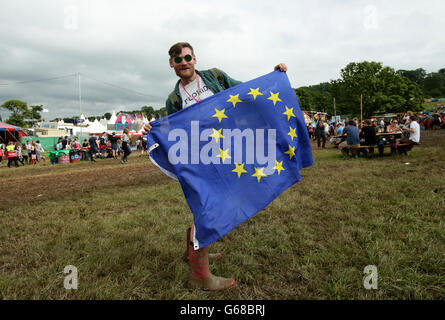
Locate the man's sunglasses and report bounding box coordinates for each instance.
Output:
[173,54,193,64]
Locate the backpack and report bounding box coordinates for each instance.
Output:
[168,68,226,110]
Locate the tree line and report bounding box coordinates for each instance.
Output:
[294,61,444,119]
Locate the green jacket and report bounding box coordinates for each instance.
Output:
[165,68,242,115]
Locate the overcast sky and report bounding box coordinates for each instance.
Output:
[1,0,444,120]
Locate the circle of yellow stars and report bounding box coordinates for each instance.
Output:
[207,87,298,182]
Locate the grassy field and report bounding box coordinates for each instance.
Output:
[0,130,444,300]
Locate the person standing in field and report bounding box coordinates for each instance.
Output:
[0,140,4,165]
[15,142,25,166]
[143,42,287,291]
[109,132,119,159]
[88,134,100,161]
[30,141,37,164]
[35,140,44,163]
[26,140,32,164]
[315,119,327,149]
[121,128,132,164]
[7,141,19,168]
[21,143,28,165]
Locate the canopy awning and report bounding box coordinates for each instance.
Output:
[0,121,20,131]
[0,121,27,138]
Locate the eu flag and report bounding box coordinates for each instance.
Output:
[147,70,313,249]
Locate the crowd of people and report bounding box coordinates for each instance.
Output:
[416,111,445,130]
[0,139,44,167]
[54,130,148,164]
[0,130,148,168]
[306,111,425,159]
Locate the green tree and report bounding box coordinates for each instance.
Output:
[423,71,445,97]
[1,99,31,127]
[396,68,426,86]
[294,88,315,111]
[330,61,423,118]
[158,107,167,117]
[104,112,112,120]
[293,87,332,113]
[27,104,43,126]
[141,105,154,118]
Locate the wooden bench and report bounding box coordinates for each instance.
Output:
[349,143,413,157]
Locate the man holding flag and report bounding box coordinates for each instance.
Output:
[144,42,311,291]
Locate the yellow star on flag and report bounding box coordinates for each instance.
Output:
[232,163,248,178]
[285,145,296,159]
[288,126,298,141]
[247,88,263,100]
[252,167,268,182]
[216,148,231,163]
[212,108,228,123]
[283,106,296,121]
[227,94,243,108]
[209,128,224,143]
[273,160,285,175]
[267,91,282,106]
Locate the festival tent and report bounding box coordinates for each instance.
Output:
[85,119,107,134]
[108,111,117,125]
[100,118,108,127]
[0,121,27,144]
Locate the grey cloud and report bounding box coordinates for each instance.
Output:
[1,0,444,120]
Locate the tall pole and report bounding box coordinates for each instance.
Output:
[333,97,336,120]
[78,72,82,115]
[360,94,363,124]
[78,73,82,138]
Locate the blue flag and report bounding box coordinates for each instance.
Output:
[147,70,313,249]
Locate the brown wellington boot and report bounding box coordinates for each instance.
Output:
[185,228,235,290]
[183,228,222,262]
[188,245,236,291]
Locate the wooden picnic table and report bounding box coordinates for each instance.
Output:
[333,132,402,138]
[376,132,402,137]
[334,131,415,157]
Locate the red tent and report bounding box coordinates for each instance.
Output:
[0,121,27,144]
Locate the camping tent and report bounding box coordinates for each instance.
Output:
[0,121,27,144]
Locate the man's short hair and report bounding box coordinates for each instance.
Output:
[410,115,417,121]
[349,120,356,126]
[364,119,371,125]
[168,42,194,58]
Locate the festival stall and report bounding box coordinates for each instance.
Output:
[48,149,71,164]
[0,122,27,160]
[0,121,27,144]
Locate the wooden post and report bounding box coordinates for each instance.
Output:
[360,94,363,124]
[333,97,336,120]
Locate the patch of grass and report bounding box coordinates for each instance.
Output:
[0,131,444,299]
